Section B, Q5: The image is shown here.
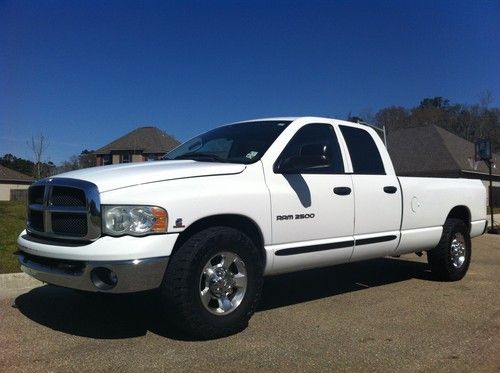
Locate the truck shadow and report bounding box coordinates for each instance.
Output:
[14,257,432,341]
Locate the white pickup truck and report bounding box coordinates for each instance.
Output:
[17,117,487,338]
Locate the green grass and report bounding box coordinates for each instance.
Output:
[0,201,26,273]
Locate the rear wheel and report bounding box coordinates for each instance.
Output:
[161,226,263,339]
[427,218,471,281]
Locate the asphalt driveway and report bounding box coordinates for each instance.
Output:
[1,234,499,372]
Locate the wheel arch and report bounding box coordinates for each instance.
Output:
[446,205,471,233]
[172,214,266,266]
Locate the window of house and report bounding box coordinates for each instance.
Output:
[121,153,131,163]
[339,125,385,175]
[276,123,344,174]
[102,155,111,165]
[147,154,156,162]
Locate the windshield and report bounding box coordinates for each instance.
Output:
[163,120,291,164]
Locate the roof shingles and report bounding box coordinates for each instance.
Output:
[95,127,179,155]
[0,164,33,182]
[387,125,499,177]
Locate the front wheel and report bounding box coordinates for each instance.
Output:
[161,227,263,339]
[427,218,471,281]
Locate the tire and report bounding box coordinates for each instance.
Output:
[427,218,471,281]
[160,226,263,339]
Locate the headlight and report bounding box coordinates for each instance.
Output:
[102,205,168,236]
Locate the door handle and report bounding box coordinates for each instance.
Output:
[383,186,398,194]
[333,187,352,196]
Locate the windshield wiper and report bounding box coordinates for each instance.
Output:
[174,152,226,163]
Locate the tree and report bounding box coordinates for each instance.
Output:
[374,106,409,132]
[27,134,49,179]
[58,156,80,173]
[479,90,493,109]
[56,150,96,174]
[419,97,450,109]
[0,154,33,175]
[78,149,96,168]
[370,95,500,154]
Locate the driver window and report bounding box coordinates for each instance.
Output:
[277,123,344,174]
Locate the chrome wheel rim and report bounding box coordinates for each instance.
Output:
[199,252,247,315]
[450,232,466,268]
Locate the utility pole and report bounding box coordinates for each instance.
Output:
[475,139,497,234]
[486,159,498,234]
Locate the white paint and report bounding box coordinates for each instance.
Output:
[17,230,179,261]
[351,230,401,261]
[265,236,354,275]
[470,220,487,237]
[397,226,443,255]
[398,177,486,233]
[55,160,246,192]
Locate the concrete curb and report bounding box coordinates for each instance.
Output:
[0,272,43,291]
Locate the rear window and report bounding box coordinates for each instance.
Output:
[339,125,385,175]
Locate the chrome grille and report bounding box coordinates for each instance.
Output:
[27,178,101,241]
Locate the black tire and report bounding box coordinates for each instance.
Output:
[427,218,471,281]
[160,226,263,339]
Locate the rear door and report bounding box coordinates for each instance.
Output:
[338,124,402,261]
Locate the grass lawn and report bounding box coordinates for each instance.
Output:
[0,201,25,273]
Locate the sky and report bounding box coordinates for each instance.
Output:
[1,0,499,164]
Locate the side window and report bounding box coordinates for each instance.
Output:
[276,123,344,174]
[339,125,385,175]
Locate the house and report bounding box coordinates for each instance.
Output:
[0,164,33,201]
[95,127,179,166]
[386,125,500,206]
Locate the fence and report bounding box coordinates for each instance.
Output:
[10,189,28,202]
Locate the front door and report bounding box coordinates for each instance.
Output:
[263,122,355,274]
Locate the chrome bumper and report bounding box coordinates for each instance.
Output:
[17,251,169,293]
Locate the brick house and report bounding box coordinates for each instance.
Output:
[95,127,179,166]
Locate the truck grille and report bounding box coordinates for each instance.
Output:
[27,178,101,241]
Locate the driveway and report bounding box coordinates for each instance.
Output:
[1,235,499,372]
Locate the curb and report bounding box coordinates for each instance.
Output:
[0,272,43,292]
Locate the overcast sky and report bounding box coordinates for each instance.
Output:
[1,0,499,164]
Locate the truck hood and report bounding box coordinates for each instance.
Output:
[55,160,246,192]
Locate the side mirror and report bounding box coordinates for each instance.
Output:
[277,154,331,174]
[275,143,332,174]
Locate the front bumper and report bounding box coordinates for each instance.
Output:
[17,251,169,293]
